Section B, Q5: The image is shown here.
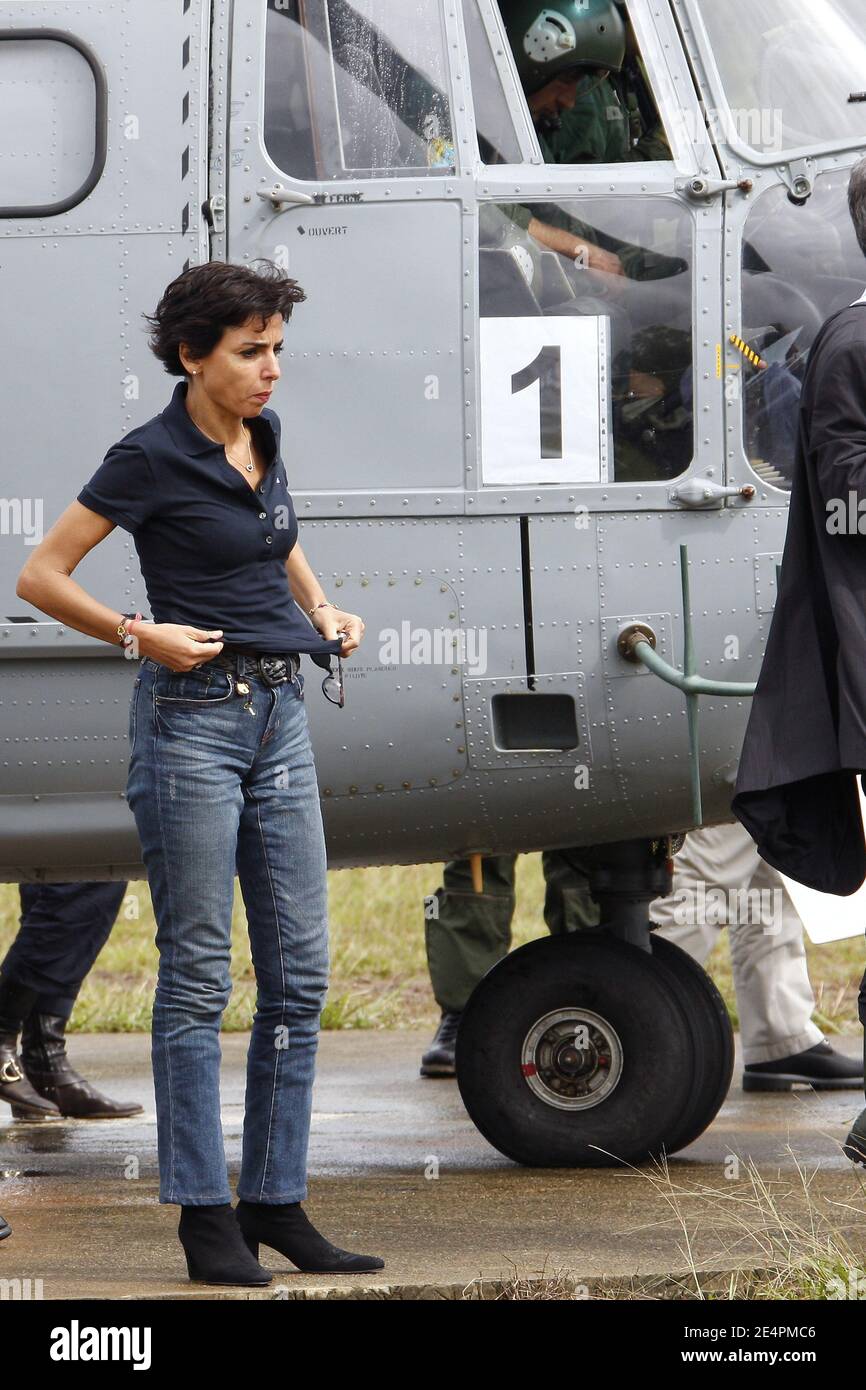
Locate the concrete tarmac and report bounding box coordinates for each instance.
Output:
[1,1030,865,1299]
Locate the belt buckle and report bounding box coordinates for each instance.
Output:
[259,656,289,687]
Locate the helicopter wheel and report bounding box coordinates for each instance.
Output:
[455,933,701,1168]
[649,935,734,1154]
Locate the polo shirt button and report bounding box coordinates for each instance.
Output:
[259,511,267,519]
[265,536,273,544]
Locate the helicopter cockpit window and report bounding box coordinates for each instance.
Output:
[473,0,672,166]
[693,0,866,154]
[460,1,523,165]
[264,0,455,179]
[479,196,693,484]
[739,170,866,492]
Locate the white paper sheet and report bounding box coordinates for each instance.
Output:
[479,315,609,486]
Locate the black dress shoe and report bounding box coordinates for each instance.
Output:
[178,1204,272,1286]
[743,1039,864,1091]
[0,976,61,1121]
[236,1199,385,1274]
[13,1012,144,1119]
[420,1010,461,1077]
[0,1215,11,1240]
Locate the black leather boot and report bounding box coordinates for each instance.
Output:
[236,1199,385,1273]
[420,1009,462,1077]
[0,1215,11,1240]
[13,1012,144,1119]
[178,1204,272,1286]
[0,975,61,1121]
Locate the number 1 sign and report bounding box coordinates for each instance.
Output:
[479,315,610,487]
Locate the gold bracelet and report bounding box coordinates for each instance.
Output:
[309,601,332,618]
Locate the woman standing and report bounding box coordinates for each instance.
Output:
[16,260,383,1285]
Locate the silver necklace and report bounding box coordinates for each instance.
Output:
[235,427,255,473]
[192,410,255,472]
[225,424,254,473]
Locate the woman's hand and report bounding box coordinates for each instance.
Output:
[132,621,224,672]
[313,607,365,656]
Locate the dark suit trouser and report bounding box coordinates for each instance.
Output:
[1,882,128,1020]
[425,851,600,1014]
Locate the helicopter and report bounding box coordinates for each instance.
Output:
[2,0,866,1167]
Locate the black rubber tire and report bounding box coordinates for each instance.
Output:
[455,932,696,1168]
[649,935,735,1155]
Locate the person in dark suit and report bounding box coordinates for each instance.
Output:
[729,156,866,1162]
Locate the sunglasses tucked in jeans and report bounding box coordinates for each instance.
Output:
[126,656,330,1206]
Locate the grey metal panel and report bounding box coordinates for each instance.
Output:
[0,235,204,626]
[596,508,786,830]
[0,0,211,236]
[300,519,468,794]
[0,33,97,209]
[234,200,466,494]
[754,550,782,616]
[0,656,134,798]
[526,513,597,678]
[447,515,526,678]
[463,670,589,770]
[0,792,140,882]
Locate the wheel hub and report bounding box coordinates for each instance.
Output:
[521,1008,623,1111]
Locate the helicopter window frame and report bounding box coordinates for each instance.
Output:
[677,0,866,167]
[475,191,698,490]
[458,0,539,165]
[0,29,107,218]
[459,0,544,167]
[461,0,697,174]
[262,0,457,182]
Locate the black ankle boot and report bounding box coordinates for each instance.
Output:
[420,1010,461,1077]
[0,975,61,1121]
[236,1199,385,1273]
[14,1012,144,1119]
[177,1204,272,1286]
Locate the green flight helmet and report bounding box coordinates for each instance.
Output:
[502,0,626,95]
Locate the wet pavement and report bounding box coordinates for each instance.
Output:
[1,1030,866,1299]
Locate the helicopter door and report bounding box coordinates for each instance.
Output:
[226,1,473,820]
[461,0,725,502]
[673,0,866,496]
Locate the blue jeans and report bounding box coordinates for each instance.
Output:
[126,656,330,1206]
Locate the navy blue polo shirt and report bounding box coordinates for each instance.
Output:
[77,379,344,662]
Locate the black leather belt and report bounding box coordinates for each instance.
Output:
[207,649,301,686]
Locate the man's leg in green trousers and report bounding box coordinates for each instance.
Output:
[541,848,602,935]
[425,855,518,1014]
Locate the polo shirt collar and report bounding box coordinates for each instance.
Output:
[161,378,276,461]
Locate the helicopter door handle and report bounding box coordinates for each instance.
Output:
[668,479,755,509]
[256,185,316,208]
[675,175,753,201]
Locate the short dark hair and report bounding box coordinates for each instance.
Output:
[142,259,306,376]
[849,158,866,259]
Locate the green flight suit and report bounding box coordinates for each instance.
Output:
[425,851,601,1014]
[487,71,675,280]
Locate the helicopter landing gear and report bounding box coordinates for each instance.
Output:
[649,935,734,1154]
[455,930,733,1168]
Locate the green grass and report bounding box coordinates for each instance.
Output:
[0,856,863,1035]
